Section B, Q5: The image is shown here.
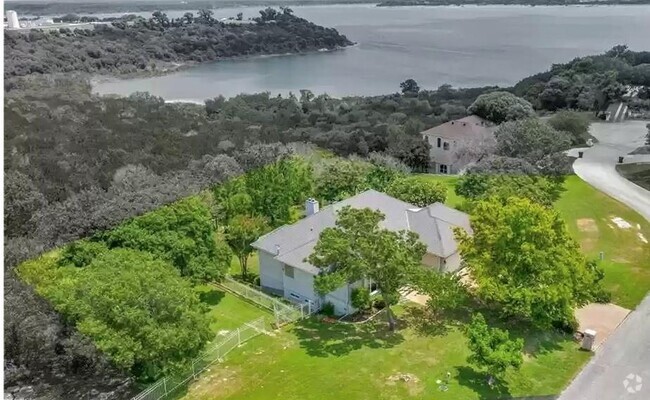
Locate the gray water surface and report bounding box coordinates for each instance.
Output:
[93,5,650,101]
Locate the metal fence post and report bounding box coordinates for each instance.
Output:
[237,327,241,346]
[163,378,168,396]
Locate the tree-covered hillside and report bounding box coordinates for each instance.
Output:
[4,8,353,79]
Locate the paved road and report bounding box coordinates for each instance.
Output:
[571,120,650,222]
[557,294,650,400]
[558,121,650,400]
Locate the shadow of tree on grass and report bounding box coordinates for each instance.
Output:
[456,366,512,400]
[291,317,405,357]
[198,288,225,306]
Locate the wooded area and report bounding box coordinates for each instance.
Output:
[4,18,649,397]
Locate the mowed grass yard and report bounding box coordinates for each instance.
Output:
[180,173,648,400]
[182,305,589,400]
[555,176,650,309]
[194,285,271,343]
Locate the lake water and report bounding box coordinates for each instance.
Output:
[93,5,650,101]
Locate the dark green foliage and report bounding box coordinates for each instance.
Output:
[99,197,227,282]
[4,10,352,78]
[465,313,523,384]
[4,171,46,238]
[47,249,212,380]
[316,159,372,202]
[309,207,427,330]
[386,176,447,206]
[548,111,591,145]
[455,174,564,207]
[513,46,649,111]
[351,287,371,311]
[60,240,109,268]
[468,91,535,124]
[494,118,573,176]
[456,197,606,330]
[415,270,468,317]
[400,78,420,95]
[244,158,314,226]
[4,270,135,398]
[320,302,336,317]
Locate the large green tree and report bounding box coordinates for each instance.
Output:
[244,157,314,226]
[547,110,591,145]
[100,197,228,283]
[455,174,564,207]
[226,214,270,277]
[468,91,535,124]
[315,159,372,202]
[308,207,427,330]
[386,176,447,207]
[466,313,523,386]
[50,249,212,380]
[494,118,572,176]
[456,197,605,330]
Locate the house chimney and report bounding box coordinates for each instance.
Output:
[275,244,281,255]
[305,198,319,216]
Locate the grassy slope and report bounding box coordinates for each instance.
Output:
[555,176,650,309]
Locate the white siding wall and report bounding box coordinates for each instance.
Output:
[258,251,284,295]
[442,251,462,273]
[283,266,317,304]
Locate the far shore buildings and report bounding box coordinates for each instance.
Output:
[252,190,471,315]
[421,115,495,175]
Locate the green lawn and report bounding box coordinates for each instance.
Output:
[412,174,462,208]
[194,285,271,338]
[182,305,589,400]
[554,176,650,309]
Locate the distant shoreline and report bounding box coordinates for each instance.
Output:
[376,1,650,7]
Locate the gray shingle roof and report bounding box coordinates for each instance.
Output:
[251,189,471,274]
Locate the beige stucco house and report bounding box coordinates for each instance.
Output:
[422,115,495,174]
[251,190,471,315]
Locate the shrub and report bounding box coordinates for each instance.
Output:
[320,302,335,317]
[59,240,109,268]
[372,298,386,310]
[468,91,535,124]
[386,176,446,206]
[351,287,371,311]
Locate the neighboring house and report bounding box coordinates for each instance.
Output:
[421,115,495,175]
[251,190,472,315]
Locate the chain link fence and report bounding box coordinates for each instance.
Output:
[131,317,266,400]
[217,276,319,327]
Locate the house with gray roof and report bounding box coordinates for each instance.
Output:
[422,115,495,175]
[251,190,471,315]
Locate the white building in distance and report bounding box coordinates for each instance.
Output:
[6,10,20,29]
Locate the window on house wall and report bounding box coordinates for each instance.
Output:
[289,292,301,300]
[443,141,450,150]
[284,265,294,278]
[437,137,441,148]
[439,164,448,174]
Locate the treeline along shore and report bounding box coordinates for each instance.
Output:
[4,8,353,80]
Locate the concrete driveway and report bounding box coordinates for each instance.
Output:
[572,121,650,222]
[557,294,650,400]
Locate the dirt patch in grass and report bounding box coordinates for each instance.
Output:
[577,218,598,233]
[185,365,243,400]
[580,237,598,252]
[385,372,424,396]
